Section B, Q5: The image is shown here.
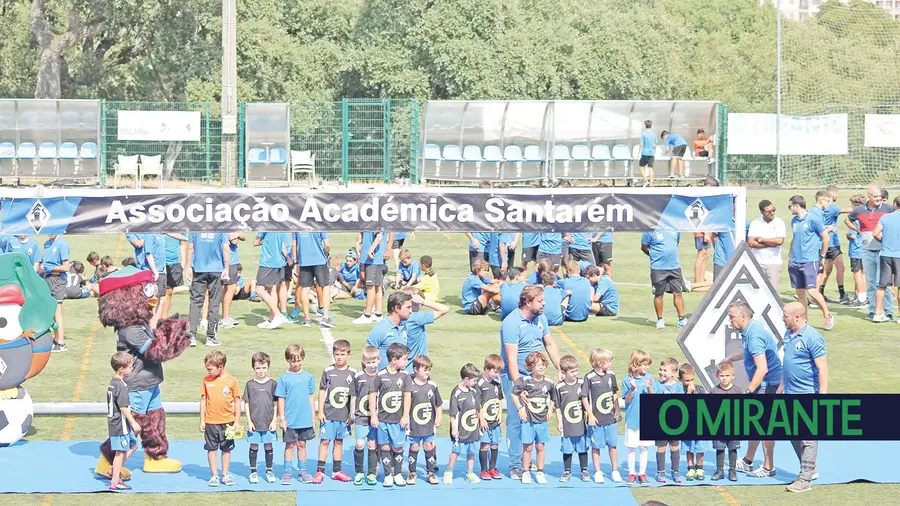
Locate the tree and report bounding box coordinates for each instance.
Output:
[28,0,103,98]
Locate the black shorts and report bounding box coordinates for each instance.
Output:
[299,264,329,288]
[222,265,239,286]
[825,246,842,261]
[650,269,685,296]
[714,440,741,451]
[506,248,516,268]
[363,264,384,287]
[283,265,294,283]
[639,155,654,168]
[698,149,709,158]
[46,275,66,303]
[166,263,184,289]
[536,252,562,269]
[595,302,617,317]
[392,239,405,250]
[156,272,167,296]
[466,299,487,315]
[233,287,251,300]
[283,427,315,443]
[672,145,687,158]
[568,248,593,263]
[468,250,488,267]
[593,242,613,265]
[851,258,863,273]
[656,439,679,447]
[521,246,538,264]
[257,266,283,288]
[879,256,900,288]
[204,423,235,452]
[491,265,503,280]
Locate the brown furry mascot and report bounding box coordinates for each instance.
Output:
[93,266,190,479]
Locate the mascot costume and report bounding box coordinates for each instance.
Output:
[94,266,190,478]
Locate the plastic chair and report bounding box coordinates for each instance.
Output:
[247,148,267,164]
[59,142,78,159]
[423,144,442,160]
[592,144,612,177]
[139,155,163,188]
[571,144,591,177]
[482,145,503,178]
[422,143,443,177]
[0,142,14,176]
[17,142,36,159]
[290,149,317,187]
[553,144,571,177]
[611,144,632,181]
[462,145,483,177]
[80,142,98,159]
[114,155,139,188]
[442,144,462,177]
[269,148,287,165]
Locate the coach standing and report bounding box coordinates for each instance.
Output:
[722,301,783,479]
[499,285,561,480]
[779,301,827,494]
[872,196,900,322]
[846,185,894,320]
[747,200,786,290]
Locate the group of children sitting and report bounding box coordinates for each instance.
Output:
[104,339,746,490]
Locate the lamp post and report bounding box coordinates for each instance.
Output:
[222,0,238,186]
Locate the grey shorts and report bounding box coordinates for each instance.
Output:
[156,272,167,295]
[568,248,593,263]
[46,275,66,303]
[222,265,239,286]
[363,263,384,287]
[714,263,724,281]
[468,250,488,268]
[650,269,684,296]
[851,258,863,273]
[283,427,315,443]
[521,246,539,264]
[299,264,329,288]
[593,242,613,265]
[595,302,617,317]
[204,423,235,452]
[879,256,900,288]
[257,266,283,288]
[714,440,741,451]
[536,252,562,269]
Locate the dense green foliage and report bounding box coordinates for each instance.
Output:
[1,0,897,109]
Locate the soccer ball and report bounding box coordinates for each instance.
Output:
[0,387,33,447]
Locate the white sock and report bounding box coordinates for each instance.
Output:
[627,448,636,474]
[858,293,867,303]
[639,447,649,474]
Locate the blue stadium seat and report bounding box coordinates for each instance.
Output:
[591,144,613,177]
[503,145,524,162]
[59,142,78,159]
[248,148,267,164]
[0,142,14,159]
[423,144,442,160]
[17,142,36,159]
[611,144,633,181]
[520,145,544,180]
[523,145,543,162]
[38,142,57,159]
[462,145,482,162]
[269,148,287,165]
[571,145,591,161]
[482,145,503,179]
[461,145,483,179]
[422,143,443,178]
[553,144,571,178]
[80,142,98,159]
[442,144,462,178]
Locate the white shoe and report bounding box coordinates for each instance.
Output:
[683,279,692,292]
[256,320,272,329]
[873,313,889,323]
[352,314,373,325]
[268,314,289,330]
[656,319,665,329]
[521,472,532,484]
[442,471,453,484]
[535,471,547,484]
[370,314,383,322]
[823,314,835,331]
[594,471,605,483]
[383,474,394,487]
[200,319,208,330]
[611,470,623,482]
[394,474,406,487]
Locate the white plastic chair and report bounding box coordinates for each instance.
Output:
[139,155,163,188]
[114,155,139,188]
[290,150,317,186]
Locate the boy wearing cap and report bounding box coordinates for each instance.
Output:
[337,250,365,300]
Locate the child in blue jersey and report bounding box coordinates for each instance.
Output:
[678,363,708,481]
[846,194,867,306]
[559,260,592,323]
[585,265,619,317]
[389,249,421,290]
[540,271,569,327]
[660,130,688,178]
[639,120,657,187]
[276,344,317,485]
[499,267,527,321]
[461,260,500,315]
[42,234,71,352]
[653,358,684,483]
[623,349,655,485]
[336,250,365,300]
[220,233,246,329]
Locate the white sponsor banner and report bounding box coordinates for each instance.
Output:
[117,110,201,142]
[727,113,848,155]
[864,114,900,148]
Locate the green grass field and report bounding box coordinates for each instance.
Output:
[5,189,898,506]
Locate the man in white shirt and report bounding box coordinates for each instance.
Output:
[748,199,786,290]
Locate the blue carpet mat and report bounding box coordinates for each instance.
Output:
[0,437,896,497]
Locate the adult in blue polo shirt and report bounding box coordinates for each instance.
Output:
[5,235,41,268]
[253,232,289,330]
[558,261,592,322]
[485,232,508,279]
[125,233,150,271]
[521,232,541,271]
[591,230,614,278]
[873,196,900,322]
[500,232,517,269]
[401,291,449,373]
[465,232,489,267]
[565,233,593,263]
[188,232,230,346]
[354,231,388,324]
[499,284,561,480]
[499,267,527,320]
[723,301,783,478]
[787,195,834,330]
[639,120,657,186]
[293,232,333,328]
[144,234,167,306]
[661,130,688,178]
[537,232,564,270]
[641,228,686,329]
[366,291,412,369]
[42,234,70,353]
[779,301,827,493]
[713,229,735,281]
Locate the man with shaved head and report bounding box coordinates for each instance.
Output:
[847,185,894,320]
[779,301,828,493]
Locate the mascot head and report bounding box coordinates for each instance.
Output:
[98,267,159,330]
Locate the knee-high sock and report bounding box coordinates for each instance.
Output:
[249,447,259,471]
[627,448,636,475]
[579,452,588,471]
[479,448,489,472]
[408,448,419,474]
[716,450,725,472]
[728,449,738,470]
[380,448,392,475]
[368,448,378,475]
[671,449,680,473]
[392,449,404,476]
[638,447,649,474]
[425,448,437,474]
[354,448,365,474]
[489,447,499,470]
[656,449,666,472]
[265,446,274,470]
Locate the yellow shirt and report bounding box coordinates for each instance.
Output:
[418,270,440,300]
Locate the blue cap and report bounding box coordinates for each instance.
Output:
[346,250,358,260]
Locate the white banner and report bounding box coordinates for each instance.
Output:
[865,114,900,148]
[117,110,201,142]
[727,113,848,155]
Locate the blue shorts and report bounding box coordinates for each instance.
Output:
[560,435,588,455]
[377,422,406,447]
[681,440,710,453]
[355,424,377,443]
[409,435,436,446]
[451,440,479,456]
[319,420,351,441]
[695,236,710,250]
[521,421,550,445]
[110,432,138,451]
[128,386,162,416]
[247,430,277,445]
[789,261,819,290]
[480,425,502,445]
[587,424,618,449]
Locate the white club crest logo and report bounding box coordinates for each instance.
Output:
[526,396,548,415]
[595,391,615,415]
[328,386,350,408]
[563,400,583,424]
[358,394,371,416]
[28,200,51,234]
[461,409,478,432]
[685,198,709,229]
[412,402,433,425]
[381,391,403,413]
[481,398,501,423]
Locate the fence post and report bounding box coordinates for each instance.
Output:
[719,103,729,185]
[100,100,107,187]
[824,104,830,185]
[409,99,420,184]
[341,98,349,187]
[238,102,245,187]
[383,98,392,183]
[205,103,211,184]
